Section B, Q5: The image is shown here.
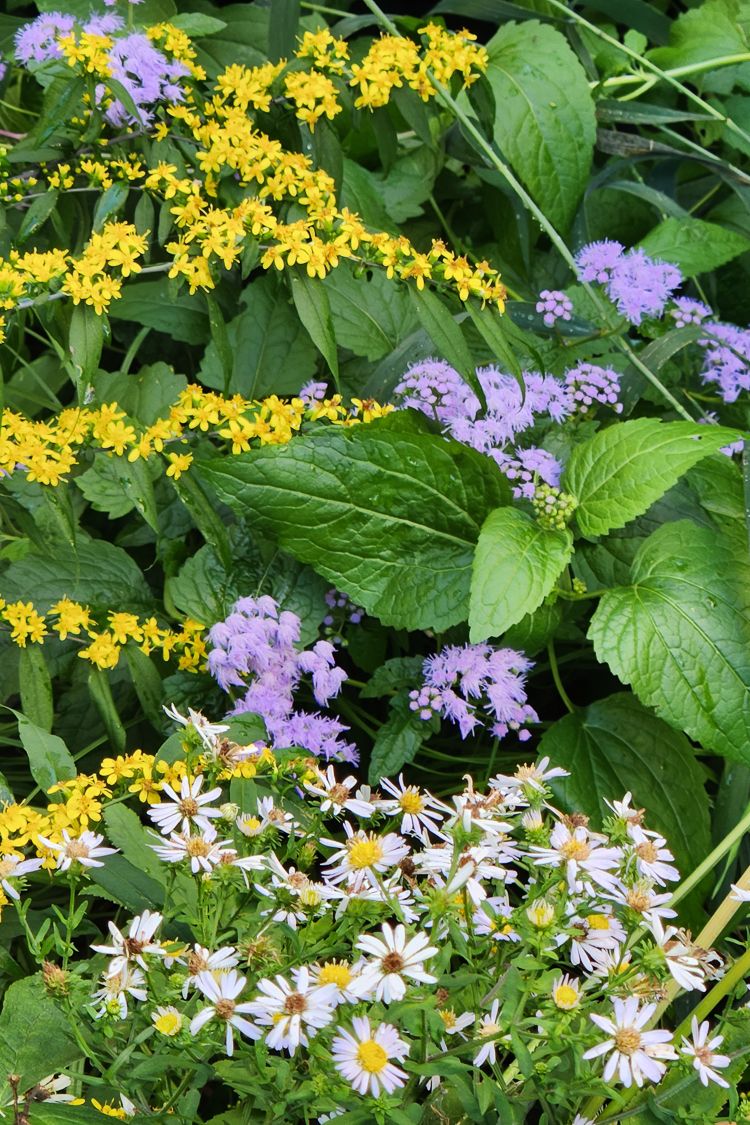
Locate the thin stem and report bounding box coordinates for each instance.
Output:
[602,53,750,87]
[547,640,575,714]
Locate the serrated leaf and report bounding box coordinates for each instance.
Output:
[485,21,596,231]
[10,710,75,793]
[19,646,53,732]
[1,538,152,613]
[589,522,750,762]
[563,419,743,539]
[103,803,166,884]
[199,416,509,632]
[541,693,710,888]
[0,976,78,1105]
[361,656,424,699]
[108,279,209,344]
[638,217,750,276]
[470,508,573,641]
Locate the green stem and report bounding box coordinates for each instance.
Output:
[669,800,750,912]
[602,52,750,87]
[547,641,575,714]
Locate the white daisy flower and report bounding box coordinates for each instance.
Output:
[583,997,676,1087]
[730,883,750,902]
[0,852,43,899]
[35,1075,80,1104]
[256,796,297,835]
[473,999,503,1067]
[628,825,679,885]
[148,775,224,836]
[305,766,376,819]
[418,842,512,905]
[38,829,117,872]
[150,825,234,874]
[586,944,632,981]
[92,910,164,975]
[609,879,677,923]
[163,704,229,752]
[309,959,366,1005]
[649,917,706,992]
[322,824,409,889]
[354,923,438,1003]
[191,969,261,1057]
[491,756,568,795]
[326,874,418,923]
[438,1009,475,1038]
[446,778,515,838]
[376,775,445,838]
[566,909,626,974]
[331,1016,409,1097]
[605,791,645,826]
[529,822,623,893]
[551,974,580,1010]
[256,854,334,928]
[92,965,147,1019]
[680,1017,730,1087]
[180,944,239,998]
[472,896,519,942]
[151,1005,183,1036]
[247,966,337,1054]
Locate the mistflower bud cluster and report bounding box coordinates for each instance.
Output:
[565,363,622,414]
[323,589,364,644]
[409,642,538,740]
[532,485,578,531]
[535,289,573,328]
[670,297,712,328]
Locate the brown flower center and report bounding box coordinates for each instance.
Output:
[188,952,208,974]
[614,1028,641,1056]
[283,992,307,1015]
[329,784,350,804]
[65,840,89,859]
[179,798,200,817]
[185,837,212,857]
[635,841,659,863]
[381,952,405,973]
[215,999,236,1020]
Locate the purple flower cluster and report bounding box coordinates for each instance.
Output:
[670,297,712,328]
[535,289,573,328]
[574,241,682,325]
[565,362,622,414]
[323,589,364,644]
[409,643,538,741]
[698,321,750,404]
[14,14,187,126]
[493,447,562,500]
[207,595,357,764]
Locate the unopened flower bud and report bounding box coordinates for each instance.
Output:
[42,961,70,996]
[526,899,555,928]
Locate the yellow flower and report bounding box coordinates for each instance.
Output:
[165,451,193,479]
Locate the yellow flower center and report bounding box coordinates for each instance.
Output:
[440,1010,457,1029]
[614,1027,641,1056]
[479,1020,500,1039]
[553,983,579,1010]
[240,816,261,833]
[586,913,610,931]
[318,961,351,988]
[635,841,659,863]
[399,790,424,814]
[356,1039,388,1073]
[154,1010,182,1036]
[348,837,383,869]
[561,838,591,862]
[0,859,16,878]
[179,797,199,817]
[185,837,212,857]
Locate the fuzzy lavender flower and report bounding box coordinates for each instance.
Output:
[535,289,573,328]
[409,644,538,741]
[102,33,189,126]
[574,240,624,284]
[670,297,712,328]
[605,250,682,325]
[14,12,75,64]
[84,13,125,35]
[493,447,563,500]
[299,381,328,407]
[565,363,622,415]
[208,595,356,763]
[698,322,750,403]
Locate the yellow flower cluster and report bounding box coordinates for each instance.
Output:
[0,597,206,670]
[63,222,148,313]
[0,387,392,487]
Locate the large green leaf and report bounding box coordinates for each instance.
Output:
[368,694,430,785]
[0,975,78,1102]
[541,693,711,888]
[94,363,187,425]
[589,522,750,762]
[638,217,750,277]
[563,419,742,539]
[1,538,152,613]
[108,279,209,344]
[648,1,749,88]
[485,21,596,231]
[469,508,572,642]
[321,265,419,361]
[199,417,509,632]
[11,711,76,794]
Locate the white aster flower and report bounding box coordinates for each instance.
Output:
[331,1016,409,1097]
[551,974,580,1010]
[354,922,437,1003]
[0,852,43,899]
[649,917,706,992]
[680,1017,730,1087]
[730,883,750,902]
[418,842,512,906]
[491,755,568,795]
[150,825,234,874]
[609,879,677,923]
[147,774,224,836]
[180,944,239,998]
[247,966,337,1054]
[38,829,117,871]
[152,1005,183,1036]
[530,822,623,893]
[438,1009,475,1038]
[446,777,515,838]
[322,824,409,889]
[583,997,676,1087]
[92,910,164,975]
[35,1075,80,1104]
[472,895,519,942]
[305,766,375,819]
[191,969,261,1056]
[92,965,147,1019]
[605,791,645,826]
[474,999,503,1067]
[376,775,445,838]
[309,959,365,1005]
[163,704,229,752]
[628,825,679,885]
[567,909,626,974]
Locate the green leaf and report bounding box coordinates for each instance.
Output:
[198,275,317,397]
[17,190,58,244]
[10,709,75,793]
[368,694,428,784]
[638,217,750,276]
[1,538,152,613]
[69,305,104,384]
[541,692,710,888]
[170,469,232,569]
[170,12,227,36]
[563,419,743,539]
[360,656,425,699]
[0,975,78,1103]
[290,274,339,385]
[88,667,126,754]
[103,803,166,884]
[469,508,573,641]
[206,294,234,395]
[108,279,209,344]
[648,1,747,73]
[92,182,128,232]
[166,543,237,624]
[502,596,563,656]
[589,521,750,762]
[465,302,524,387]
[382,145,440,222]
[199,417,509,632]
[124,644,164,727]
[77,456,136,519]
[321,265,419,361]
[19,646,53,732]
[90,855,165,912]
[95,362,187,425]
[410,286,473,376]
[30,1105,153,1124]
[485,21,596,231]
[269,0,300,60]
